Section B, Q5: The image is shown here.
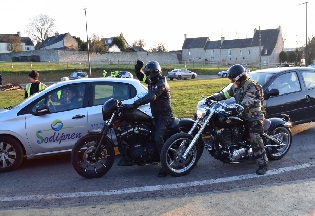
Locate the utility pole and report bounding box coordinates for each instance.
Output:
[259,26,262,69]
[298,2,308,65]
[83,7,91,77]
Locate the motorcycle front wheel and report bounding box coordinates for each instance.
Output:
[265,126,292,160]
[71,134,115,179]
[161,133,200,177]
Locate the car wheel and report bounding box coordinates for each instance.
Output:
[170,78,174,80]
[178,75,182,80]
[191,74,196,79]
[0,136,24,172]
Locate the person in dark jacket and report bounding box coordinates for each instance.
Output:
[206,64,268,175]
[25,70,47,98]
[0,73,2,85]
[120,60,173,177]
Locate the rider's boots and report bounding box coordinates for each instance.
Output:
[117,157,134,166]
[158,167,168,177]
[256,163,268,175]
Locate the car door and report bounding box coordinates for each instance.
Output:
[299,69,315,123]
[264,71,306,124]
[85,81,150,144]
[24,83,89,154]
[181,69,189,79]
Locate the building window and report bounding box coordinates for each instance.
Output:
[228,49,231,55]
[211,50,214,56]
[248,50,250,55]
[240,49,242,55]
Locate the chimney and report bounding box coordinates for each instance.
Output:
[221,37,225,45]
[17,31,21,37]
[184,34,187,40]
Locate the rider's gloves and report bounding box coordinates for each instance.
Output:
[206,95,216,105]
[122,104,135,110]
[135,60,144,71]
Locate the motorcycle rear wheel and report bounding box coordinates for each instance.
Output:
[266,126,292,160]
[71,134,115,178]
[161,133,200,177]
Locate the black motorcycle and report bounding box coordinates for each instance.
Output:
[71,98,204,178]
[160,98,292,177]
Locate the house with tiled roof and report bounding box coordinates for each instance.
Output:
[0,32,34,53]
[40,32,78,50]
[182,26,284,66]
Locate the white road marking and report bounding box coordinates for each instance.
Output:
[1,162,314,202]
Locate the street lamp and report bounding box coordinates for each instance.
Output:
[83,7,91,76]
[298,2,308,65]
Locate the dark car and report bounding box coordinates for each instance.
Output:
[220,67,315,126]
[248,67,315,125]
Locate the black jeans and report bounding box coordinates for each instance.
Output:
[153,113,173,154]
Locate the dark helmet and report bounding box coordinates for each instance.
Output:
[228,64,246,81]
[144,61,162,82]
[102,98,120,120]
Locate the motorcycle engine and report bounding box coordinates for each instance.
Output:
[211,125,248,162]
[116,122,159,163]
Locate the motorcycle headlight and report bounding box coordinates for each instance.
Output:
[196,107,207,118]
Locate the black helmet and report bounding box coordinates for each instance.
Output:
[102,98,120,120]
[144,61,162,82]
[228,64,246,80]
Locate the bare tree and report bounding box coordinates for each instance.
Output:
[26,14,56,44]
[132,39,146,48]
[90,34,107,53]
[149,43,167,52]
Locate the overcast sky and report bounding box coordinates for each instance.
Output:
[1,0,314,51]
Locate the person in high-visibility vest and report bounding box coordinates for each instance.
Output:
[103,70,107,77]
[25,70,47,98]
[111,70,120,78]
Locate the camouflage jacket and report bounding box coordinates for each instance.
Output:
[212,78,264,120]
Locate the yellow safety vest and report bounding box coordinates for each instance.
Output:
[25,82,47,97]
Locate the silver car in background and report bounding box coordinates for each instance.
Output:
[167,68,197,80]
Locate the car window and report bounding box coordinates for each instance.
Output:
[93,82,137,105]
[301,71,315,89]
[30,83,86,113]
[267,72,301,95]
[249,73,273,86]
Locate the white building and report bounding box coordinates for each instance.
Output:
[182,26,284,66]
[0,32,34,53]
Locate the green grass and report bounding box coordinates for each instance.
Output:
[0,78,230,118]
[170,79,230,118]
[0,62,231,117]
[0,62,229,85]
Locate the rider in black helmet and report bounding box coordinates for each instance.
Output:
[120,60,173,177]
[206,64,268,175]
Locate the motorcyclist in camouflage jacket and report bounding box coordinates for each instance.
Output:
[206,64,268,175]
[121,60,173,177]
